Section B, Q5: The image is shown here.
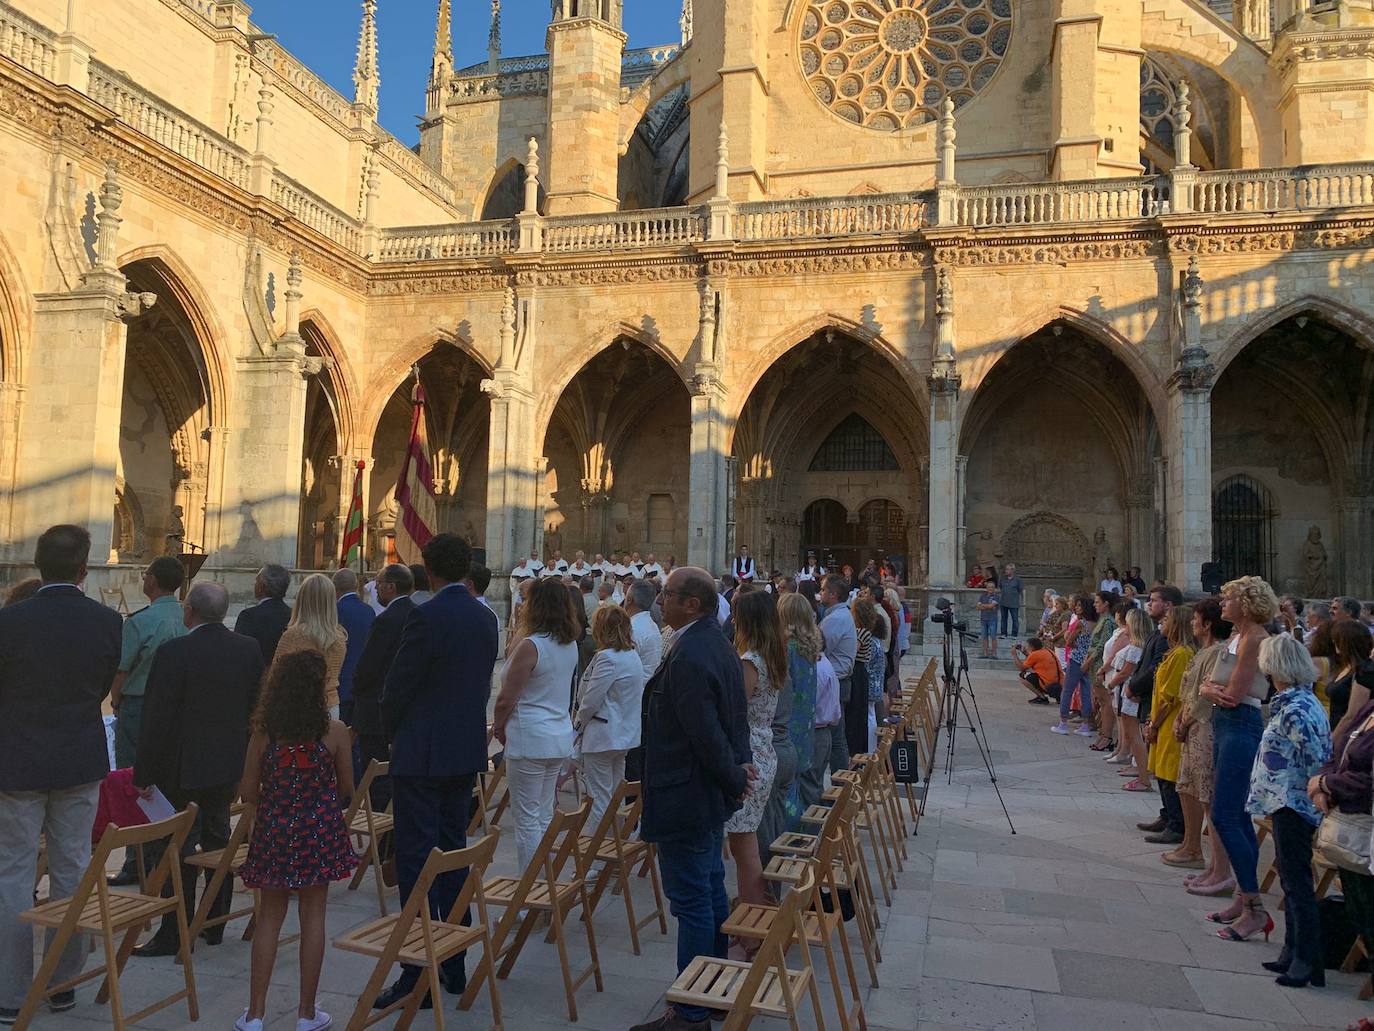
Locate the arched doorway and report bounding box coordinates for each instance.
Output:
[961,322,1158,593]
[369,344,490,569]
[1212,313,1374,595]
[115,259,217,563]
[542,338,691,564]
[734,329,925,579]
[296,319,349,570]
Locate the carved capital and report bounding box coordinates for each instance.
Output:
[1168,358,1215,393]
[117,290,158,319]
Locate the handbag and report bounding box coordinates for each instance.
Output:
[1315,728,1374,872]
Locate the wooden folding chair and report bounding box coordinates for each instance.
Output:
[727,787,870,1030]
[469,759,510,839]
[336,833,505,1031]
[668,862,828,1031]
[574,780,667,955]
[346,759,396,915]
[16,806,200,1031]
[459,800,603,1022]
[182,802,257,953]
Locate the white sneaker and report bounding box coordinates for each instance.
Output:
[1050,723,1070,735]
[1075,725,1097,737]
[296,1010,332,1031]
[234,1012,263,1031]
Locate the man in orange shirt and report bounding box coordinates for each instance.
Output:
[1012,638,1062,705]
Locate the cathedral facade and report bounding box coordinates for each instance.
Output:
[0,0,1373,605]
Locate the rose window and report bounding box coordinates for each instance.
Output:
[798,0,1013,131]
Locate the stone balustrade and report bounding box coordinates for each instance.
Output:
[542,207,706,253]
[376,221,517,261]
[0,4,56,79]
[952,177,1172,227]
[734,192,929,241]
[89,62,253,190]
[270,173,362,252]
[1191,164,1374,213]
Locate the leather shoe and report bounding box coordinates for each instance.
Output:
[107,869,140,888]
[629,1009,711,1031]
[372,979,431,1011]
[1145,830,1184,845]
[200,927,224,947]
[1137,818,1167,833]
[133,936,181,959]
[438,967,466,995]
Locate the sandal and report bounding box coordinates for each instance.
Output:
[1188,878,1236,898]
[1122,779,1153,792]
[1118,767,1141,776]
[1206,899,1244,923]
[1089,738,1115,752]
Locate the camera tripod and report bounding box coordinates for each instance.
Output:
[926,621,1016,834]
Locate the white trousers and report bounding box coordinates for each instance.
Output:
[578,750,627,832]
[0,782,100,1008]
[505,756,565,874]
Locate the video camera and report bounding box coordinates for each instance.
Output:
[928,597,974,637]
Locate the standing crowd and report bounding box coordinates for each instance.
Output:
[1011,569,1374,1007]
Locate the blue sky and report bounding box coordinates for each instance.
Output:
[248,0,683,144]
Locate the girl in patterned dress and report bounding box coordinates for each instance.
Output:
[236,650,358,1031]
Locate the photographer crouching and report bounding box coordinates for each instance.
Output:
[1012,638,1063,706]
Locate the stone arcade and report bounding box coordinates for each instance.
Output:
[1,0,1374,610]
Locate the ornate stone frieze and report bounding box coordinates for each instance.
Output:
[933,238,1158,267]
[370,272,509,296]
[729,247,927,278]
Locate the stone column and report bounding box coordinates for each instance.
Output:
[1124,473,1156,581]
[483,373,539,576]
[1164,368,1213,593]
[927,374,961,589]
[688,365,729,572]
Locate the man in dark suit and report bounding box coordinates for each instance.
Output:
[0,525,122,1020]
[334,568,376,726]
[233,564,292,666]
[351,563,416,810]
[373,534,498,1009]
[131,581,264,957]
[632,567,754,1031]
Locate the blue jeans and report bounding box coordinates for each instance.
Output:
[1060,659,1092,721]
[657,827,729,1022]
[1000,605,1019,637]
[1211,703,1264,894]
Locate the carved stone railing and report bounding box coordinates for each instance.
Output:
[270,172,362,251]
[376,221,517,261]
[374,134,457,212]
[543,207,706,253]
[953,177,1172,227]
[89,61,252,190]
[620,45,682,88]
[253,40,352,127]
[734,193,928,241]
[450,69,549,102]
[1191,164,1374,213]
[0,3,57,79]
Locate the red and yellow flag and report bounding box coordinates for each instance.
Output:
[394,385,437,565]
[340,460,365,568]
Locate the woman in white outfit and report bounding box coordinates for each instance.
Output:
[573,605,646,829]
[493,578,578,872]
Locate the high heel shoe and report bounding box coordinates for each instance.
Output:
[1217,899,1273,942]
[1089,738,1116,752]
[1205,899,1243,924]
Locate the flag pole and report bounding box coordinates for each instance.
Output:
[356,459,366,579]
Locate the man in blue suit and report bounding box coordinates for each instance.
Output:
[0,526,122,1021]
[373,534,498,1010]
[333,568,375,727]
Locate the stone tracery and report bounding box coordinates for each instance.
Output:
[798,0,1013,131]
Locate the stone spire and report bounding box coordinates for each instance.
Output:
[352,0,380,112]
[680,0,693,44]
[488,0,501,74]
[429,0,453,96]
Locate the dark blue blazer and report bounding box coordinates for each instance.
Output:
[233,597,291,667]
[336,593,376,706]
[0,585,122,791]
[382,584,498,778]
[640,615,751,844]
[351,595,416,738]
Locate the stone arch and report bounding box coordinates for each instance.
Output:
[1139,0,1282,165]
[478,157,544,221]
[619,47,692,147]
[0,228,31,385]
[536,319,691,444]
[360,329,495,452]
[299,309,359,452]
[1213,295,1374,379]
[730,312,926,432]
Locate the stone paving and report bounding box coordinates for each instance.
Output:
[23,662,1374,1030]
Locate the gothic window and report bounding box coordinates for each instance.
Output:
[1213,474,1276,583]
[797,0,1014,132]
[809,414,899,472]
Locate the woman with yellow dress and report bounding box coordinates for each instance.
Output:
[1144,606,1196,863]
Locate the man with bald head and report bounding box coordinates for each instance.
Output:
[132,580,264,957]
[634,567,753,1031]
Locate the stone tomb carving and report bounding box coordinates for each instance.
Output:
[998,511,1092,586]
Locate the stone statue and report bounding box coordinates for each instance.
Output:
[165,504,185,555]
[1092,525,1113,579]
[1303,525,1329,598]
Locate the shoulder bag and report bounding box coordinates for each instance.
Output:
[1316,727,1374,873]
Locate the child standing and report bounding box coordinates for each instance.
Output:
[236,650,359,1031]
[977,584,1000,658]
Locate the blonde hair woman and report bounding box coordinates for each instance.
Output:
[1199,575,1279,941]
[272,573,347,717]
[573,605,645,829]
